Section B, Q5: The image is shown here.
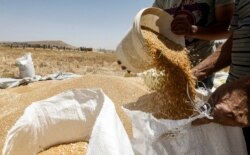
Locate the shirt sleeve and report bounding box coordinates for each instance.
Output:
[230,0,250,31]
[229,1,238,31]
[152,0,164,8]
[229,13,238,31]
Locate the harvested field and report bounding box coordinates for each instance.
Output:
[0,47,123,77]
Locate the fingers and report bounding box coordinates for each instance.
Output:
[193,82,250,127]
[191,102,235,126]
[191,103,233,126]
[171,23,190,35]
[171,15,192,35]
[172,28,189,35]
[213,103,234,118]
[190,67,207,81]
[192,117,211,126]
[190,68,199,81]
[212,103,248,127]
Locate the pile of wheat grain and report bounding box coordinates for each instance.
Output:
[0,75,150,154]
[141,27,196,120]
[37,142,88,155]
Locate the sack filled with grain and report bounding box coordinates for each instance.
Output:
[122,27,247,155]
[2,88,133,155]
[0,72,247,155]
[0,75,150,155]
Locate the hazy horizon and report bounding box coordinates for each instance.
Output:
[0,0,154,50]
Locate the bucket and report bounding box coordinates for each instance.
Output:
[116,7,185,73]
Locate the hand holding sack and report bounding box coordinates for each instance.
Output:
[193,76,250,127]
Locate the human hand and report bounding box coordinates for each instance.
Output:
[192,77,250,127]
[191,67,206,82]
[171,14,197,36]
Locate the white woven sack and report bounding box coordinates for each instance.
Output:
[123,87,247,155]
[3,88,133,155]
[16,53,35,78]
[123,108,247,155]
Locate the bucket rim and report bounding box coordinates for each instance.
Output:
[133,7,185,47]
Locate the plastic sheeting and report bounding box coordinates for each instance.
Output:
[0,72,81,89]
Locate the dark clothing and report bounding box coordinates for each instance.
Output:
[197,74,214,89]
[243,127,250,154]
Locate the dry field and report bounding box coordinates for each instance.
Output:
[0,46,125,78]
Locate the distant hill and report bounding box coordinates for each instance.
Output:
[0,40,77,49]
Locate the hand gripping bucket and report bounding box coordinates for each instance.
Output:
[116,7,185,73]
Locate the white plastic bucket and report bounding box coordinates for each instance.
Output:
[116,7,185,73]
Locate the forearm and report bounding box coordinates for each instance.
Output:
[188,4,234,41]
[238,75,250,92]
[188,24,231,40]
[192,35,232,80]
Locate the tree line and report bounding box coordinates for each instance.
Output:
[1,42,93,51]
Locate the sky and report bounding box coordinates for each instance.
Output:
[0,0,154,50]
